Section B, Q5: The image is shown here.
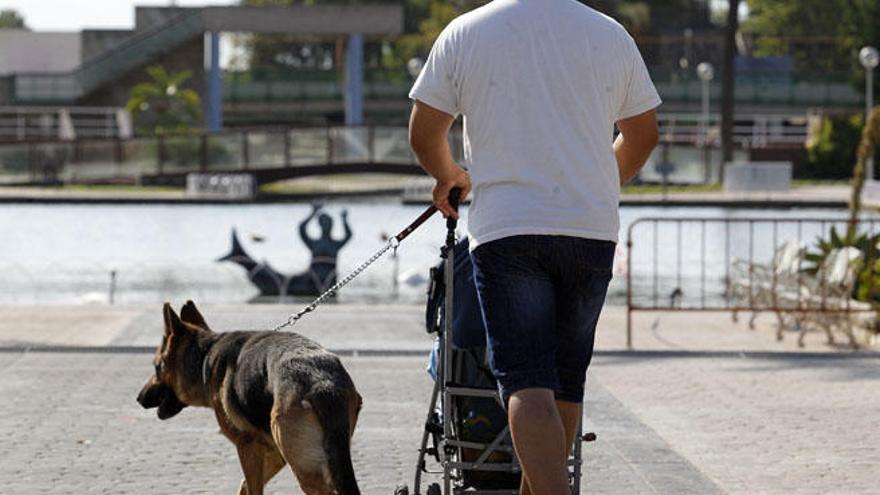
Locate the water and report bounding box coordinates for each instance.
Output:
[0,200,853,306]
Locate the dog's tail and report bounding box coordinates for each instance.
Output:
[308,388,361,495]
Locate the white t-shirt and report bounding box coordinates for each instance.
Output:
[409,0,661,247]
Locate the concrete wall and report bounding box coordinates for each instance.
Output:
[81,30,135,62]
[0,31,80,75]
[135,5,403,35]
[134,7,194,31]
[202,6,404,35]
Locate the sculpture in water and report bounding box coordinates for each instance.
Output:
[218,204,353,297]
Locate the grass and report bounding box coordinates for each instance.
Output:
[792,179,850,187]
[260,174,412,195]
[14,177,853,198]
[58,184,183,193]
[622,183,722,194]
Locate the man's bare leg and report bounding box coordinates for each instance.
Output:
[519,400,582,495]
[508,388,569,494]
[557,400,583,457]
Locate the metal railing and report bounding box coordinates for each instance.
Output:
[223,71,865,108]
[625,217,878,348]
[0,126,432,185]
[0,117,805,185]
[0,106,131,141]
[657,113,808,148]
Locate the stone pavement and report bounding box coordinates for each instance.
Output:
[0,303,878,494]
[0,352,719,494]
[3,303,867,352]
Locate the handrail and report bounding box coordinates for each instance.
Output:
[12,10,204,100]
[77,11,202,75]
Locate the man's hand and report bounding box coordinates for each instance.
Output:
[409,100,470,219]
[432,166,472,219]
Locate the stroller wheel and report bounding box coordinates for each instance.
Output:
[394,484,410,495]
[426,483,441,495]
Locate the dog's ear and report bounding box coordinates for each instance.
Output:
[163,303,186,337]
[180,300,211,331]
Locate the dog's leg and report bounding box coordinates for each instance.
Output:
[235,441,270,495]
[262,449,287,484]
[236,449,285,495]
[270,402,335,495]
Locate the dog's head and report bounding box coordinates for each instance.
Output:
[136,300,211,420]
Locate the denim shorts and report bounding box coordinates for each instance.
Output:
[470,235,615,404]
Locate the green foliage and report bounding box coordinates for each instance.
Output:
[802,227,880,316]
[232,0,709,78]
[616,2,652,35]
[801,114,864,180]
[744,0,880,76]
[126,65,202,136]
[0,9,26,29]
[803,227,875,274]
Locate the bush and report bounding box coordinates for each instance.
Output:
[801,114,863,180]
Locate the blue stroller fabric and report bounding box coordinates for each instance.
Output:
[425,237,486,348]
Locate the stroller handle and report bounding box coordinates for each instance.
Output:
[447,187,462,231]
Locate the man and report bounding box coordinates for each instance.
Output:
[408,0,660,493]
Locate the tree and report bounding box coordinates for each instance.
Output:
[239,0,396,73]
[721,0,739,165]
[744,0,880,74]
[0,9,27,29]
[126,65,202,136]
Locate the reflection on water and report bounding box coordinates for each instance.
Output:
[0,199,852,306]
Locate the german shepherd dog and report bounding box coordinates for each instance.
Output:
[136,301,362,495]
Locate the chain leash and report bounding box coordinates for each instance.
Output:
[272,237,400,332]
[271,199,448,331]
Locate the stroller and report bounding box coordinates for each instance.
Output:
[395,207,592,495]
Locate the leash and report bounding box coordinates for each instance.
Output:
[272,195,456,332]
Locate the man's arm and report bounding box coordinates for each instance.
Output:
[409,100,471,219]
[614,109,659,185]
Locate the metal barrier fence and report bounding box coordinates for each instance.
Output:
[625,217,879,348]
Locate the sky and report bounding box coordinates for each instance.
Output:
[0,1,236,31]
[5,0,747,32]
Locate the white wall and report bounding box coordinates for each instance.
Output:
[0,31,81,75]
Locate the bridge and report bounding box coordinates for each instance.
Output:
[0,115,809,187]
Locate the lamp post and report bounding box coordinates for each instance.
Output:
[860,46,879,181]
[407,57,424,79]
[697,62,715,183]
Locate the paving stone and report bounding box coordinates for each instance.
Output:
[0,353,713,494]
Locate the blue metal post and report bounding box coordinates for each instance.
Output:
[207,32,223,132]
[345,33,364,126]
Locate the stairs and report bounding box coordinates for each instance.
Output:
[14,11,205,103]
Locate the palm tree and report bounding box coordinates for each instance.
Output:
[126,65,202,136]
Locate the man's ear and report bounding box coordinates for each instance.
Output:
[180,300,210,331]
[163,303,185,337]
